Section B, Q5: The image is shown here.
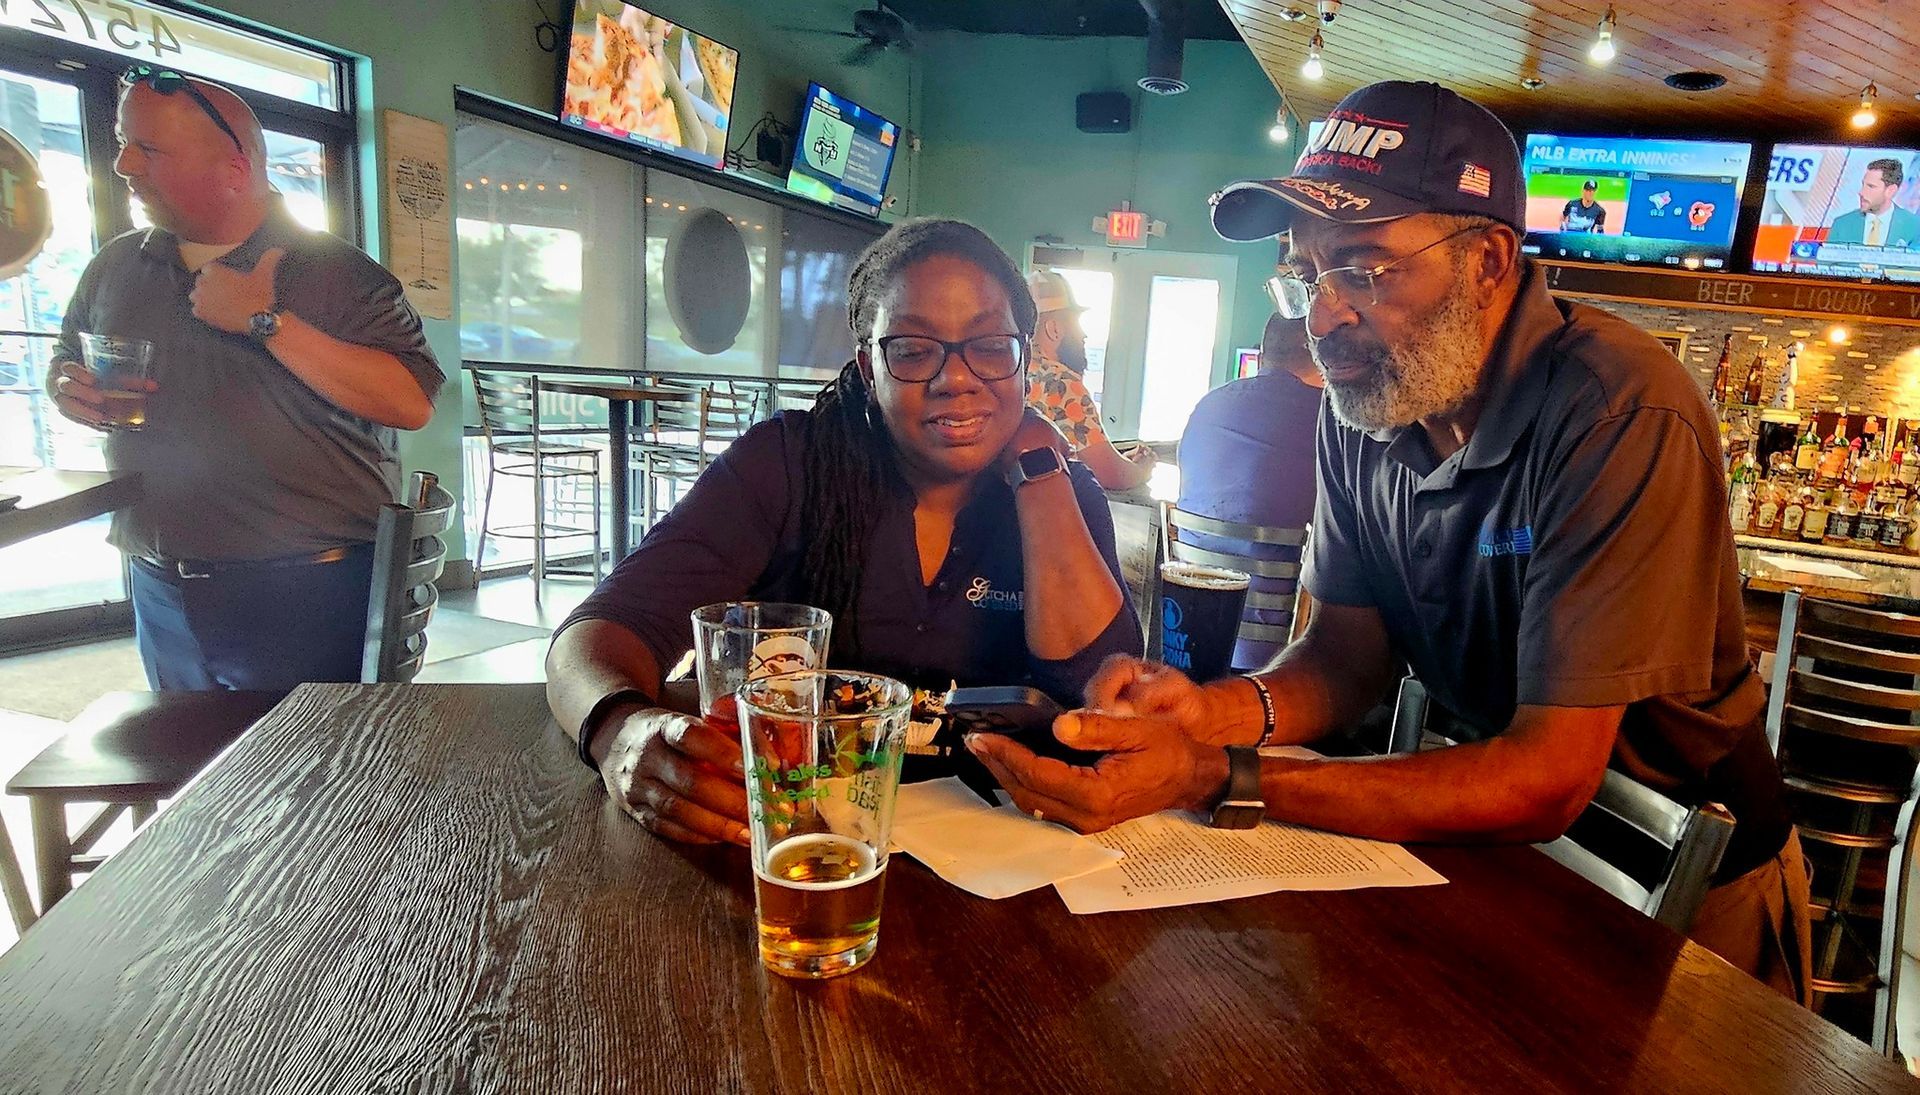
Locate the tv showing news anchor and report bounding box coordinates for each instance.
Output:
[1751,144,1920,282]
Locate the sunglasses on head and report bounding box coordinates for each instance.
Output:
[120,66,245,155]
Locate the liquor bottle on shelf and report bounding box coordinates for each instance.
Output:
[1728,453,1757,533]
[1900,430,1920,488]
[1781,484,1808,538]
[1831,406,1850,447]
[1865,414,1881,443]
[1795,416,1821,472]
[1770,345,1798,413]
[1882,498,1911,552]
[1856,491,1884,547]
[1742,352,1766,406]
[1825,491,1857,544]
[1801,487,1832,543]
[1819,419,1851,484]
[1710,334,1734,406]
[1754,478,1784,537]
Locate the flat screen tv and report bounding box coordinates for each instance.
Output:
[785,83,900,217]
[559,0,738,170]
[1520,133,1753,270]
[1751,143,1920,283]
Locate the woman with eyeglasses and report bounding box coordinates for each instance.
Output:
[547,218,1141,844]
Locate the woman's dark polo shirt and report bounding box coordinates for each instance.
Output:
[1303,264,1789,876]
[558,410,1142,709]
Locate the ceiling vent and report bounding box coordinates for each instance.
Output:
[1138,0,1189,95]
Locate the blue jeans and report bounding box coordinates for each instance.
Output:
[129,545,376,691]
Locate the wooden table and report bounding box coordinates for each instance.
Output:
[0,683,1909,1093]
[536,380,692,560]
[0,467,141,550]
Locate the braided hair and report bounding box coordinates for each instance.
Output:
[800,218,1037,654]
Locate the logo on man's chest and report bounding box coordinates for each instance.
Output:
[1476,523,1535,558]
[964,576,1023,611]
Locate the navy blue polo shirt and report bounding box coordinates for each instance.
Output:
[1303,263,1788,875]
[559,410,1142,710]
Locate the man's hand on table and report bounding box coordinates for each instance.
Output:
[596,705,751,847]
[966,707,1228,834]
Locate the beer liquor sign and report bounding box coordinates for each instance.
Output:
[1541,261,1920,329]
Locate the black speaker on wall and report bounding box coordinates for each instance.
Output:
[1076,92,1132,134]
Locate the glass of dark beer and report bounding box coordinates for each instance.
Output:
[1158,560,1251,682]
[737,670,912,979]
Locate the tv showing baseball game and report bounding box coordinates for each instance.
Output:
[1750,143,1920,283]
[1520,133,1753,270]
[559,0,738,170]
[785,83,900,218]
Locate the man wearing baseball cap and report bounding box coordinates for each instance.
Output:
[970,81,1806,1002]
[1023,268,1155,491]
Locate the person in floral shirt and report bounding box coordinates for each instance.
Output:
[1023,269,1155,491]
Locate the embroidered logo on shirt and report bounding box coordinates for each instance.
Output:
[964,577,1023,611]
[1476,524,1535,558]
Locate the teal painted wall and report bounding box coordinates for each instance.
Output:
[913,32,1297,380]
[186,0,913,560]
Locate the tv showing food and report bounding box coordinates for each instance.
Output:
[1520,133,1753,270]
[1750,144,1920,283]
[785,83,900,217]
[559,0,738,170]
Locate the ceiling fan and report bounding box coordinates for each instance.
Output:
[791,2,915,68]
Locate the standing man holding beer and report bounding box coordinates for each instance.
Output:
[968,81,1808,1003]
[46,69,441,690]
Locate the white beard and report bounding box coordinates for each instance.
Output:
[1313,271,1485,433]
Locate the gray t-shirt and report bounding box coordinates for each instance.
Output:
[58,204,442,561]
[1303,263,1787,874]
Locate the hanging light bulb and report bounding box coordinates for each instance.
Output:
[1852,83,1878,129]
[1268,106,1290,143]
[1301,31,1325,80]
[1588,5,1617,64]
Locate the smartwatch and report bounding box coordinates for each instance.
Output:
[1208,746,1265,829]
[249,310,282,340]
[1007,445,1067,489]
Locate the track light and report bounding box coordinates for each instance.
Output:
[1852,83,1878,129]
[1588,5,1617,64]
[1301,31,1324,80]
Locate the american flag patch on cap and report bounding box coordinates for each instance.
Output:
[1458,163,1493,198]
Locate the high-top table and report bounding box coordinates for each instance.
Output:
[0,682,1908,1092]
[536,380,692,560]
[0,467,141,550]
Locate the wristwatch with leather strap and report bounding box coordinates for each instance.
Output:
[1208,745,1265,829]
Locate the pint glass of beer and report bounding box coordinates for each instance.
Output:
[79,333,155,430]
[1158,560,1252,682]
[736,669,911,979]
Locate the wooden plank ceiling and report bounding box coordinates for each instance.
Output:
[1220,0,1920,135]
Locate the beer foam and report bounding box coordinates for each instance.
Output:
[753,832,880,890]
[1159,561,1252,591]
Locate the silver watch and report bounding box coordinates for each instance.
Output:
[249,310,282,340]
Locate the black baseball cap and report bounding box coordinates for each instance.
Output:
[1210,80,1525,242]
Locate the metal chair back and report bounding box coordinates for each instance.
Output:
[362,473,455,684]
[1389,677,1734,933]
[1161,503,1307,650]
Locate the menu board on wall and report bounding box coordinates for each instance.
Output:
[382,110,453,320]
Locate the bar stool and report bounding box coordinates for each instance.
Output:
[470,370,603,601]
[1767,591,1920,1052]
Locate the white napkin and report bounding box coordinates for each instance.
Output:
[889,777,1122,899]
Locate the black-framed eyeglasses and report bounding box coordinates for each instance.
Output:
[120,66,246,155]
[873,334,1027,383]
[1266,224,1487,320]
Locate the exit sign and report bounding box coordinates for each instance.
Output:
[1106,209,1146,246]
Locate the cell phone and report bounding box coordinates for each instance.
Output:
[944,686,1102,766]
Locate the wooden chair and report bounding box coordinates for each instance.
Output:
[6,472,455,915]
[1159,503,1308,668]
[1390,676,1734,934]
[1765,591,1920,1051]
[470,369,603,601]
